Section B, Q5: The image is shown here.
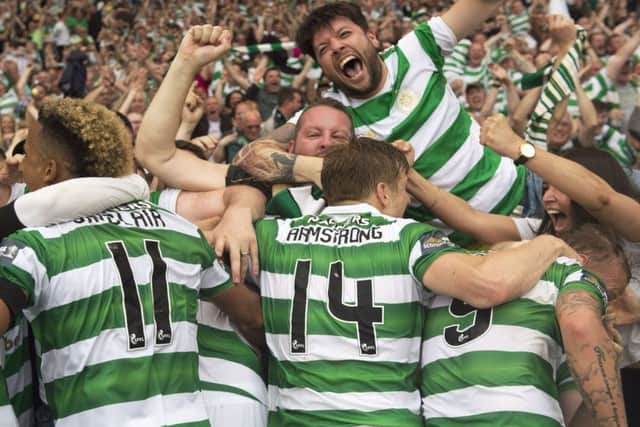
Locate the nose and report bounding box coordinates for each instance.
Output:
[329,37,345,55]
[542,185,556,202]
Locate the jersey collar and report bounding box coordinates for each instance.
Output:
[321,203,382,217]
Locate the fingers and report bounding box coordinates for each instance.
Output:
[189,25,228,47]
[250,237,259,277]
[229,240,242,284]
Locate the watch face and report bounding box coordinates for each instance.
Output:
[522,144,535,158]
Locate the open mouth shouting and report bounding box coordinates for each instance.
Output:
[339,54,364,80]
[546,209,571,233]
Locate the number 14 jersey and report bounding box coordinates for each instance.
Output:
[256,203,464,427]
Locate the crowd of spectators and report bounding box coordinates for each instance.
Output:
[1,0,640,425]
[0,0,640,188]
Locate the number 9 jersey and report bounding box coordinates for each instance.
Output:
[255,204,464,427]
[421,257,607,427]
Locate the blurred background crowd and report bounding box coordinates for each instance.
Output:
[1,0,640,183]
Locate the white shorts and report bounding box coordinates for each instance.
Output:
[202,391,267,427]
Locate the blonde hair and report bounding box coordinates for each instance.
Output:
[39,98,133,177]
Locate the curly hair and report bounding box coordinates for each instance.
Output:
[38,98,133,178]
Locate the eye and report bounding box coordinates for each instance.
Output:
[339,30,351,38]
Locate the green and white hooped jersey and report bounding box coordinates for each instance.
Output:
[148,190,268,407]
[0,375,19,427]
[421,258,607,426]
[323,17,525,223]
[443,38,471,81]
[595,124,637,168]
[461,63,489,88]
[0,201,232,426]
[256,203,463,426]
[148,188,181,212]
[265,185,326,218]
[494,70,523,115]
[1,316,33,427]
[508,11,531,35]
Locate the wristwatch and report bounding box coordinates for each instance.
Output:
[514,142,536,165]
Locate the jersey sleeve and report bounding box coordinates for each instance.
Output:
[197,235,233,300]
[560,267,608,315]
[408,227,466,284]
[15,175,149,227]
[0,234,46,323]
[556,355,578,394]
[423,16,458,57]
[148,188,181,213]
[199,259,233,300]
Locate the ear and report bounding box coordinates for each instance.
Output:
[367,30,380,50]
[375,181,390,208]
[42,158,58,186]
[578,254,589,266]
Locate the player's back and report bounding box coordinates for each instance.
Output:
[3,201,224,427]
[257,207,437,427]
[421,258,596,427]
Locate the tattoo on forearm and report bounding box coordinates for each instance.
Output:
[269,152,296,184]
[560,291,624,427]
[595,346,623,427]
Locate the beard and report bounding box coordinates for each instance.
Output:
[333,46,384,99]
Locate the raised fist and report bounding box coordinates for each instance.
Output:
[176,25,232,72]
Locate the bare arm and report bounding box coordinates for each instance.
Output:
[0,299,9,335]
[292,57,314,90]
[136,25,231,191]
[84,84,105,103]
[223,57,251,91]
[15,64,32,100]
[266,122,296,142]
[482,115,640,242]
[235,140,323,186]
[510,87,542,135]
[212,283,264,349]
[479,86,500,120]
[607,29,640,81]
[423,235,574,308]
[504,77,521,116]
[558,290,627,427]
[407,169,520,244]
[441,0,503,41]
[561,390,587,427]
[117,88,138,115]
[575,76,599,146]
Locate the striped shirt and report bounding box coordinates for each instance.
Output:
[443,39,471,81]
[257,203,463,426]
[508,11,531,35]
[594,124,637,167]
[323,17,525,223]
[0,87,18,115]
[1,316,33,427]
[421,258,606,426]
[148,191,268,411]
[462,64,490,88]
[494,69,523,115]
[0,200,232,426]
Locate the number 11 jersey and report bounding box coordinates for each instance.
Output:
[0,201,232,426]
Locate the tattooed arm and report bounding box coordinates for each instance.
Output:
[233,140,323,186]
[557,290,627,427]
